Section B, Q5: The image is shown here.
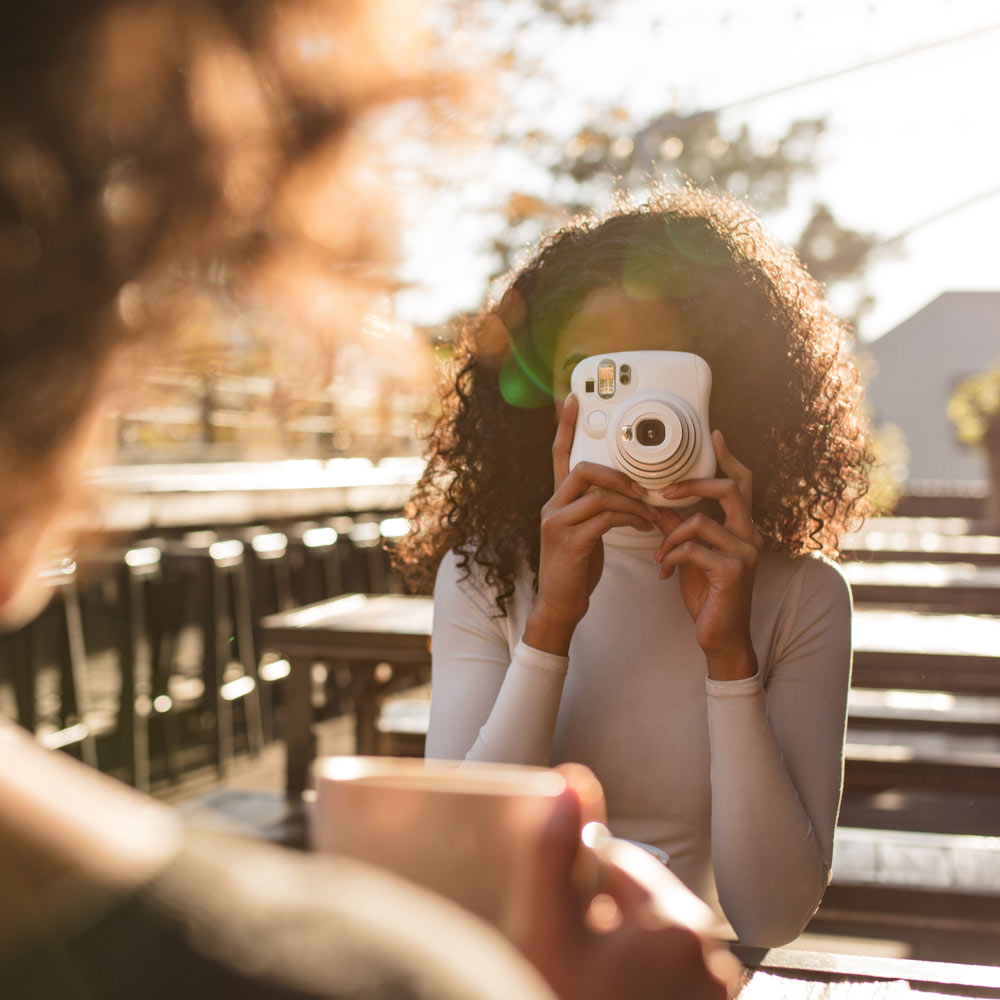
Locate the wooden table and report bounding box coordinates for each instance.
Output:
[259,593,434,799]
[732,946,1000,998]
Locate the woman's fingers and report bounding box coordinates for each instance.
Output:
[564,509,657,543]
[548,487,656,531]
[660,478,755,537]
[561,459,646,502]
[653,513,759,566]
[712,429,752,498]
[658,540,744,581]
[552,393,578,489]
[551,395,644,504]
[659,432,759,540]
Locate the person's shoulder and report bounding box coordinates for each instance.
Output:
[433,547,502,616]
[760,548,846,584]
[757,552,852,666]
[434,547,534,625]
[758,549,851,609]
[435,547,464,585]
[434,547,480,602]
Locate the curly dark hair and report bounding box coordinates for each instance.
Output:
[393,187,873,613]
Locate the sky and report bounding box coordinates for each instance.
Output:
[395,0,1000,344]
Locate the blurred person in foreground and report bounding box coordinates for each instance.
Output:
[0,2,738,998]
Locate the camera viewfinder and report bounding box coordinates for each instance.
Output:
[598,360,616,398]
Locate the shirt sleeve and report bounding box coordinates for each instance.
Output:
[425,550,569,765]
[704,556,852,947]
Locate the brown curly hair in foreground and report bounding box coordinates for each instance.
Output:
[393,188,873,614]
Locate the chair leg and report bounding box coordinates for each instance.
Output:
[367,547,388,594]
[63,582,99,769]
[12,629,36,733]
[231,563,265,751]
[116,581,137,784]
[209,562,233,777]
[127,567,154,791]
[322,547,345,598]
[151,578,184,782]
[285,654,317,801]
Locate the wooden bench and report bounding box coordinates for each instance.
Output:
[376,686,432,757]
[842,522,1000,567]
[843,689,1000,804]
[842,562,1000,614]
[809,826,1000,968]
[852,609,1000,696]
[848,688,1000,734]
[843,733,1000,796]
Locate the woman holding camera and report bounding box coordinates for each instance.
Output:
[394,187,872,947]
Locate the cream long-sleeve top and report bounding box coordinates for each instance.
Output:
[426,526,853,947]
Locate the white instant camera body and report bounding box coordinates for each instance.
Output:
[569,351,715,508]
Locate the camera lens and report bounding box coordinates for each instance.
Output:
[635,418,666,446]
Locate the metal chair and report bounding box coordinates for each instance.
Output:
[0,557,99,767]
[152,532,264,776]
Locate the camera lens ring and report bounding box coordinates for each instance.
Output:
[613,393,700,486]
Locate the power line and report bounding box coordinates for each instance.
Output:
[711,22,1000,115]
[883,184,1000,246]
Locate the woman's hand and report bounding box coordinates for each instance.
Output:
[524,394,656,657]
[650,431,764,680]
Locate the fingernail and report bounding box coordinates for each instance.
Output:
[631,481,646,497]
[661,485,680,497]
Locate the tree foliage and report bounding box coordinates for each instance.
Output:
[473,1,884,329]
[948,365,1000,449]
[948,363,1000,522]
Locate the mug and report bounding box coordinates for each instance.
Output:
[312,755,578,929]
